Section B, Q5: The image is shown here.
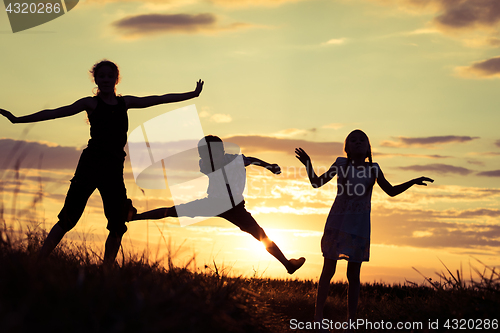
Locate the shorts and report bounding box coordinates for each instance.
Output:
[56,148,130,236]
[174,198,267,241]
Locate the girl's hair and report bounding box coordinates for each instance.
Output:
[89,60,120,95]
[344,129,373,166]
[340,129,373,193]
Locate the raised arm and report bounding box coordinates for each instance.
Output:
[245,156,281,174]
[295,148,336,188]
[124,80,204,109]
[377,167,434,197]
[0,97,92,124]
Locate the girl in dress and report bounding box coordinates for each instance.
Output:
[295,129,433,325]
[0,60,203,265]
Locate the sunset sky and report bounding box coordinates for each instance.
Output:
[1,0,499,284]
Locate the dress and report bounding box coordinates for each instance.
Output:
[56,95,131,236]
[321,157,380,262]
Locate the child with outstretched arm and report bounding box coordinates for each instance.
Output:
[296,129,433,328]
[0,59,203,266]
[132,135,306,274]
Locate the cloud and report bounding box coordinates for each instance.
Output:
[321,38,347,46]
[369,0,500,50]
[209,114,232,123]
[398,163,473,176]
[381,135,479,148]
[198,108,232,123]
[272,128,317,138]
[223,135,343,159]
[371,0,500,32]
[0,139,81,171]
[466,159,485,166]
[372,206,500,250]
[112,13,253,38]
[375,152,451,159]
[477,170,500,177]
[455,56,500,79]
[496,140,500,148]
[469,151,500,157]
[432,0,500,32]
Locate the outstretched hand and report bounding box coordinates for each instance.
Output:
[295,148,311,167]
[267,163,281,175]
[195,80,204,96]
[0,109,17,123]
[414,177,434,186]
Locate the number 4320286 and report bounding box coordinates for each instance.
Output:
[5,2,62,14]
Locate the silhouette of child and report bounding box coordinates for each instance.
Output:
[132,135,306,274]
[0,60,203,265]
[295,129,433,326]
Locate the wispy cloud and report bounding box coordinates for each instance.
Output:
[455,56,500,79]
[372,206,500,250]
[381,135,479,148]
[198,107,232,123]
[477,170,500,177]
[375,152,451,159]
[0,139,81,171]
[112,13,254,38]
[209,114,233,123]
[398,164,473,176]
[272,128,317,138]
[321,38,348,46]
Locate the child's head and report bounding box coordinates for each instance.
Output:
[344,129,372,163]
[90,60,120,95]
[198,135,225,161]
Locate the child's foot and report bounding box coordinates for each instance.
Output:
[287,257,306,274]
[125,199,137,222]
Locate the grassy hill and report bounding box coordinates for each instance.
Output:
[0,226,498,332]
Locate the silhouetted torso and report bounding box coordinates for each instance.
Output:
[87,95,128,154]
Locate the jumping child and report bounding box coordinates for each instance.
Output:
[295,129,433,326]
[0,60,203,265]
[132,135,306,274]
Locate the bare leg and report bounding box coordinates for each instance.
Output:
[103,231,123,266]
[38,223,66,260]
[262,237,305,274]
[346,262,362,321]
[314,258,337,322]
[131,207,176,221]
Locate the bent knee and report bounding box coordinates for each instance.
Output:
[107,223,127,238]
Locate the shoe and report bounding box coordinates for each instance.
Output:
[287,257,306,274]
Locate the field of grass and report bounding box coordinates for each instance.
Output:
[0,223,498,333]
[0,157,498,332]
